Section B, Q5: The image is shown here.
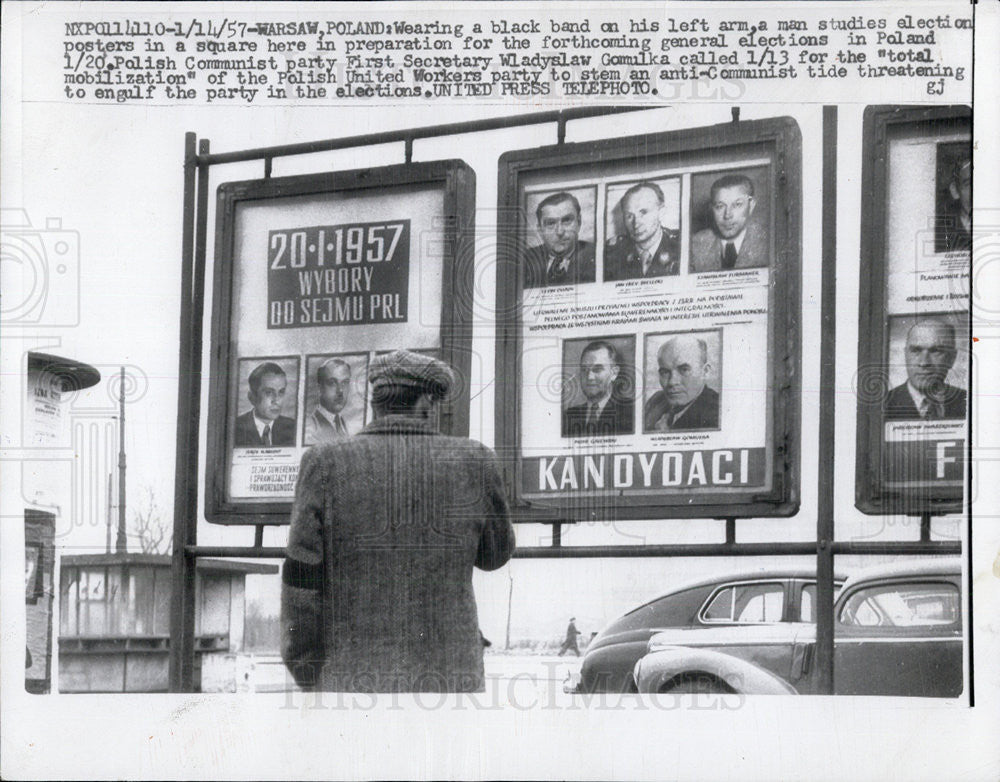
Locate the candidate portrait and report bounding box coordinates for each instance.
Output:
[561,336,636,438]
[643,330,722,433]
[934,142,972,254]
[303,352,369,445]
[523,188,597,288]
[234,357,299,448]
[884,315,968,422]
[689,169,770,272]
[604,178,681,282]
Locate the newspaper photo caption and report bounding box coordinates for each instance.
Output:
[58,6,971,106]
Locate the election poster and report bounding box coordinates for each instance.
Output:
[496,118,800,519]
[856,105,971,513]
[208,162,475,519]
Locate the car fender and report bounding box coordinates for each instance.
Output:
[634,646,798,695]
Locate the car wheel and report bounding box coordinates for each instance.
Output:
[659,673,736,695]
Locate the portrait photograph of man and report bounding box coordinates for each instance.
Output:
[689,168,770,272]
[643,330,722,433]
[604,178,681,282]
[884,314,968,421]
[561,336,636,438]
[303,352,369,446]
[233,357,299,448]
[934,142,972,253]
[523,187,597,288]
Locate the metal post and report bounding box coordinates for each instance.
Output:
[168,133,200,692]
[115,366,127,553]
[919,512,932,542]
[505,571,514,650]
[815,106,839,695]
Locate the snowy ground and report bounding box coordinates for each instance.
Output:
[243,653,587,708]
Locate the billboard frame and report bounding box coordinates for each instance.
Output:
[205,160,476,525]
[495,116,802,521]
[854,104,972,516]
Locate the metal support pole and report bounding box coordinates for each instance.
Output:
[551,522,562,548]
[725,518,736,545]
[168,133,199,692]
[168,135,212,692]
[815,106,839,695]
[919,512,932,542]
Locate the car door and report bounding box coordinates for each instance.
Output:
[833,576,963,697]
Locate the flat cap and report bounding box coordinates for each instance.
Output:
[368,349,454,399]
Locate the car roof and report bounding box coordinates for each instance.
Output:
[624,567,847,616]
[838,557,963,593]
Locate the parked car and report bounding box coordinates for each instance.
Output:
[632,558,963,697]
[572,568,845,694]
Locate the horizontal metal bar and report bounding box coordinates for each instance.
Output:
[830,540,961,555]
[512,543,818,559]
[198,106,649,166]
[514,540,961,559]
[184,539,961,561]
[186,545,286,559]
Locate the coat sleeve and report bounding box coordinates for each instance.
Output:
[474,445,515,571]
[281,447,326,689]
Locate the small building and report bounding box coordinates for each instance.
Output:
[24,352,102,694]
[59,553,277,693]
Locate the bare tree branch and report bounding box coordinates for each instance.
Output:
[129,485,170,555]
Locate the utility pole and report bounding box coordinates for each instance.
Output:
[115,366,127,554]
[105,472,113,554]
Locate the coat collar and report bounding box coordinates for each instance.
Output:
[359,414,438,436]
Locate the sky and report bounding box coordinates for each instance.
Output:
[0,1,980,642]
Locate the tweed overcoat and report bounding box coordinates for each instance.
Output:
[281,414,514,692]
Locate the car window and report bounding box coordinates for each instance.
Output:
[702,583,784,623]
[839,581,960,628]
[608,587,710,634]
[800,582,843,623]
[801,585,814,623]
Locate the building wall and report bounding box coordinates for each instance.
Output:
[58,560,264,692]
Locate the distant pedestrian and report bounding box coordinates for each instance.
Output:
[558,617,582,656]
